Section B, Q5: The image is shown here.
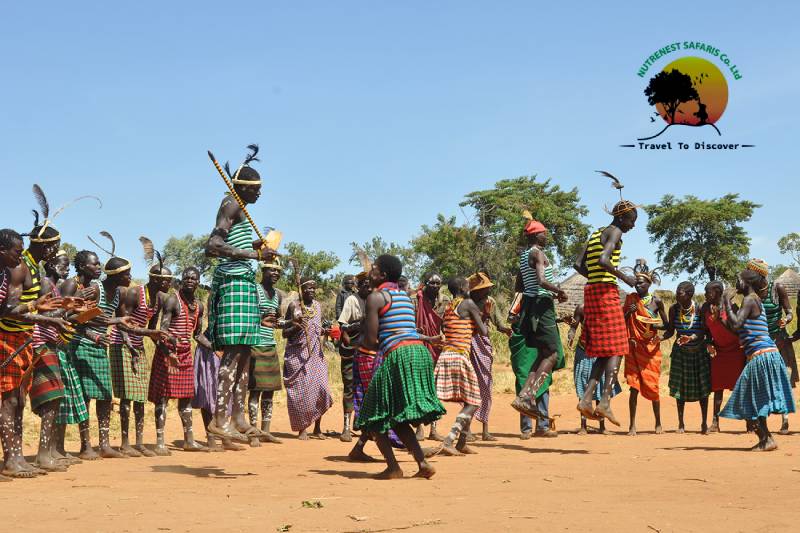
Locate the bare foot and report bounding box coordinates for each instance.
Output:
[440,444,464,457]
[310,431,327,440]
[655,425,664,435]
[222,439,245,451]
[760,437,778,452]
[348,448,380,463]
[249,437,261,448]
[677,426,685,434]
[511,397,542,419]
[374,467,404,480]
[100,446,127,459]
[593,403,620,427]
[708,420,720,433]
[153,445,171,457]
[0,473,11,482]
[576,427,587,436]
[457,444,478,454]
[428,430,444,442]
[35,457,68,472]
[422,446,443,458]
[482,433,497,442]
[2,463,37,479]
[206,438,224,453]
[79,447,100,461]
[627,427,637,436]
[134,445,157,458]
[298,430,310,441]
[413,462,436,479]
[577,401,601,420]
[701,424,709,435]
[120,444,142,458]
[465,432,477,443]
[259,432,282,444]
[184,440,208,452]
[340,429,352,443]
[779,421,789,435]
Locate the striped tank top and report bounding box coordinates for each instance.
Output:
[442,298,474,353]
[256,284,280,347]
[76,280,120,342]
[0,250,41,332]
[585,228,621,285]
[762,282,784,338]
[110,285,161,348]
[377,283,421,354]
[520,247,557,297]
[0,268,8,308]
[673,303,703,349]
[33,283,71,347]
[739,302,778,357]
[216,218,254,276]
[167,294,200,349]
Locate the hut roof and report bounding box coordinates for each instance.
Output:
[776,268,800,295]
[555,273,627,316]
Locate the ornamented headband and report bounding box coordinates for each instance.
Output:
[596,171,641,217]
[139,236,173,279]
[88,231,132,275]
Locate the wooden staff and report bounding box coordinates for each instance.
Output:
[0,337,34,371]
[288,258,313,358]
[207,150,266,243]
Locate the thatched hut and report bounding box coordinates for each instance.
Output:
[555,273,628,317]
[776,268,800,296]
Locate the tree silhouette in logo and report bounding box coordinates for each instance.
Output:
[638,68,721,140]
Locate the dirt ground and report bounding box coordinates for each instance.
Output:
[3,391,799,533]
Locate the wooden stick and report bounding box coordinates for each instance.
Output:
[288,258,313,359]
[207,150,266,243]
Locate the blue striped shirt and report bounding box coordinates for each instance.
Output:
[378,287,420,354]
[739,303,778,356]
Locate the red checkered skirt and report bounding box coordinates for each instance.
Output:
[583,282,628,358]
[0,330,32,393]
[30,344,65,413]
[434,349,481,406]
[148,343,195,402]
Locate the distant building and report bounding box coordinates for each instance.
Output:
[775,268,800,295]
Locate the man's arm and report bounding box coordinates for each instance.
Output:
[776,282,794,327]
[463,299,489,337]
[661,304,677,340]
[573,242,589,277]
[598,227,635,287]
[205,197,259,260]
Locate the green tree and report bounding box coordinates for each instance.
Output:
[777,232,800,267]
[162,234,218,281]
[60,242,78,262]
[280,242,340,295]
[349,236,423,282]
[770,263,791,280]
[644,194,760,282]
[411,214,481,284]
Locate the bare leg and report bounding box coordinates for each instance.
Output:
[481,420,496,441]
[179,398,206,451]
[512,349,556,419]
[311,418,326,439]
[132,401,155,456]
[118,399,140,457]
[78,399,99,460]
[677,400,686,433]
[35,400,67,471]
[653,400,662,434]
[428,421,443,441]
[153,398,171,456]
[395,423,436,479]
[213,346,248,434]
[593,356,622,426]
[710,391,722,432]
[699,397,709,434]
[627,388,638,436]
[373,433,404,479]
[348,432,377,462]
[259,391,281,443]
[201,409,224,452]
[439,404,477,456]
[340,411,353,442]
[1,391,37,477]
[231,347,254,434]
[578,357,605,418]
[97,400,125,458]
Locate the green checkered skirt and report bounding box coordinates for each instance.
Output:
[70,337,113,400]
[355,343,446,434]
[249,345,282,391]
[57,345,89,424]
[668,344,712,402]
[109,344,150,402]
[208,270,260,349]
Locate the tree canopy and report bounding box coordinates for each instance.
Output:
[777,232,800,268]
[348,237,422,282]
[162,234,218,281]
[281,242,340,295]
[644,69,698,124]
[644,194,760,282]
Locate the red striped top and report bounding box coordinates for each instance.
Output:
[166,294,199,349]
[110,285,161,348]
[443,298,474,353]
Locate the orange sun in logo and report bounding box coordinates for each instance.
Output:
[655,56,728,126]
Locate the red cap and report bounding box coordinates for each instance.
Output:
[524,219,546,234]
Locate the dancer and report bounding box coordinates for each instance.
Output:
[282,277,333,440]
[415,272,448,440]
[205,144,274,441]
[149,267,207,454]
[433,277,486,456]
[62,238,132,460]
[567,304,621,435]
[719,260,796,451]
[762,277,797,434]
[623,261,667,436]
[109,239,172,457]
[664,282,711,434]
[573,179,638,426]
[355,254,445,479]
[337,270,371,443]
[510,215,568,422]
[468,272,511,441]
[701,281,747,432]
[0,225,72,479]
[247,259,284,445]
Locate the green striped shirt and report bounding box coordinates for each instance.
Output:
[256,284,279,347]
[217,218,254,276]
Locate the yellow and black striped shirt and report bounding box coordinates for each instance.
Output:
[0,250,41,332]
[585,227,621,285]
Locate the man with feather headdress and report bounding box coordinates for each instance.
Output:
[204,144,277,442]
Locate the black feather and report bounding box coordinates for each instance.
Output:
[244,144,260,165]
[595,170,624,189]
[223,161,233,179]
[99,231,116,256]
[32,184,50,219]
[139,236,155,264]
[32,210,40,227]
[87,235,113,256]
[154,250,164,272]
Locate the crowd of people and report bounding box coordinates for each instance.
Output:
[0,154,796,481]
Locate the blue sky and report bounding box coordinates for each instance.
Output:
[2,2,797,289]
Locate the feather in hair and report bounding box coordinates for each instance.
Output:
[51,196,102,220]
[87,234,114,256]
[356,249,372,272]
[99,231,116,256]
[32,184,50,219]
[154,250,165,272]
[32,210,40,227]
[139,236,155,265]
[244,144,260,165]
[223,161,233,179]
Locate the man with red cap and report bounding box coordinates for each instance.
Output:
[510,214,568,423]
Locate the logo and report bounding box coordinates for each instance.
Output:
[621,41,753,151]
